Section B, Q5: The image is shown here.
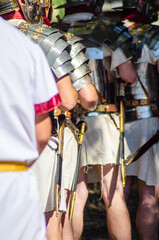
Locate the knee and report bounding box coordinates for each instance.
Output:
[102,183,124,208]
[75,168,89,206]
[76,184,88,206]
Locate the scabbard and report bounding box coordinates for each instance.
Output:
[126,130,159,166]
[69,120,87,221]
[119,97,125,187]
[55,114,66,216]
[55,153,63,215]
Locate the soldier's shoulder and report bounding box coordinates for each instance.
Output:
[18,22,74,78]
[90,19,134,59]
[145,24,159,51]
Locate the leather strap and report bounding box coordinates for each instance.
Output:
[95,104,118,113]
[54,108,71,118]
[125,99,151,107]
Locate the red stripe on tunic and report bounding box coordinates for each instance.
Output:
[35,94,61,115]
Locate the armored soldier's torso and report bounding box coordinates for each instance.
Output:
[124,22,159,121]
[71,19,135,107]
[62,18,131,106]
[60,17,111,104]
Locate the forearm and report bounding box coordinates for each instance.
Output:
[56,75,78,111]
[78,83,98,111]
[118,60,137,84]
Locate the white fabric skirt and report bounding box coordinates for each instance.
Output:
[63,114,131,185]
[0,169,47,240]
[32,136,66,212]
[125,117,159,186]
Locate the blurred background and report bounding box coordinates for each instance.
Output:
[51,0,122,22]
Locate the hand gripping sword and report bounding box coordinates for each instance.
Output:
[118,81,126,187]
[56,112,66,216]
[126,130,159,166]
[69,115,87,221]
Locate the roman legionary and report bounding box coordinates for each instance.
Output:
[55,1,138,239]
[0,1,98,239]
[114,0,159,239]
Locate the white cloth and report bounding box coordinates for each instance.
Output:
[61,114,131,188]
[0,17,59,240]
[0,17,59,163]
[32,127,78,212]
[62,12,94,24]
[80,114,131,183]
[63,127,78,190]
[32,137,66,212]
[125,117,159,186]
[0,170,47,240]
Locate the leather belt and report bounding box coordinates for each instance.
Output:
[54,104,118,118]
[95,104,118,113]
[73,104,118,115]
[125,99,151,107]
[0,161,28,172]
[125,105,155,122]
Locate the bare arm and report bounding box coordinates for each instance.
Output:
[56,74,78,111]
[118,60,137,84]
[35,113,52,153]
[78,83,98,111]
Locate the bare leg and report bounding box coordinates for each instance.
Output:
[71,167,88,240]
[124,176,134,203]
[136,179,158,240]
[61,190,74,240]
[97,164,131,240]
[155,186,159,239]
[45,210,62,240]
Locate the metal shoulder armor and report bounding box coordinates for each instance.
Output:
[64,33,92,91]
[90,20,135,59]
[145,25,159,57]
[18,22,74,79]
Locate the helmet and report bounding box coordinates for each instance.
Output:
[20,0,42,24]
[114,0,158,23]
[89,0,104,15]
[0,0,42,23]
[0,0,17,15]
[141,0,158,23]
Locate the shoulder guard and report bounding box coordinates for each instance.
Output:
[64,33,92,91]
[90,20,135,59]
[129,24,159,59]
[145,25,159,56]
[18,22,74,79]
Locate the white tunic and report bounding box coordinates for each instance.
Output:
[0,18,60,163]
[0,17,60,240]
[123,20,159,186]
